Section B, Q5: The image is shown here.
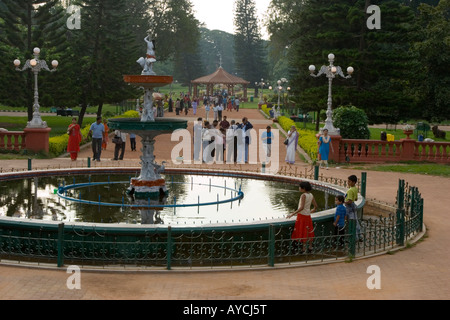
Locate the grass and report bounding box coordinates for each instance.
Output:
[0,116,96,137]
[349,162,450,177]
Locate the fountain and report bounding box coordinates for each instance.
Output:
[108,35,187,199]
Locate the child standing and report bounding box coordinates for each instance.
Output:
[345,175,362,240]
[333,195,346,246]
[288,181,318,251]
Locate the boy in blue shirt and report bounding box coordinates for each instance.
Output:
[333,195,346,246]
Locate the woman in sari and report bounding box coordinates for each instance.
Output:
[67,117,83,161]
[285,125,299,165]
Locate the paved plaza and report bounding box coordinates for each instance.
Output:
[1,108,449,300]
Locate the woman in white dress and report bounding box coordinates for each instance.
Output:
[285,125,299,165]
[236,124,246,164]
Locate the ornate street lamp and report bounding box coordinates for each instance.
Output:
[275,78,288,118]
[255,78,269,105]
[14,47,58,128]
[309,53,353,135]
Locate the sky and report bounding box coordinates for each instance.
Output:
[190,0,272,39]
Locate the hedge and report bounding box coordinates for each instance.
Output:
[261,104,318,161]
[49,124,92,156]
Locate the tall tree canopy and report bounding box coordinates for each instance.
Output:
[234,0,268,85]
[267,0,446,124]
[0,0,66,120]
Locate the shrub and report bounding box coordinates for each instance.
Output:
[48,124,92,156]
[333,105,370,139]
[115,110,140,118]
[278,116,319,160]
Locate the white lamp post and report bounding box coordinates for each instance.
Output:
[275,78,288,118]
[14,47,58,128]
[255,78,268,104]
[309,53,353,135]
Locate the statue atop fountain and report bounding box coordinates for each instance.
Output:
[137,35,157,76]
[108,35,187,199]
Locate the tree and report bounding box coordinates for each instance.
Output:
[234,0,268,85]
[70,0,139,124]
[333,105,370,139]
[270,0,419,125]
[0,0,66,120]
[147,0,204,86]
[412,0,450,122]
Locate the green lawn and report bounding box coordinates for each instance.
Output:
[0,115,96,137]
[349,162,450,177]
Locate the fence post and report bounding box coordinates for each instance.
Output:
[396,207,405,246]
[268,224,275,267]
[167,226,172,270]
[419,198,424,232]
[57,223,65,268]
[87,157,91,168]
[348,219,356,258]
[396,180,405,246]
[314,165,319,180]
[27,158,32,171]
[360,172,367,219]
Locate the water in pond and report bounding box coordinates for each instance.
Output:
[0,174,338,226]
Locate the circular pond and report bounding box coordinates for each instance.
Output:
[0,169,343,227]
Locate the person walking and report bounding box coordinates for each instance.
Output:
[261,126,274,163]
[89,116,105,162]
[130,133,136,151]
[192,99,198,115]
[67,117,83,161]
[193,117,203,162]
[242,117,253,163]
[226,120,238,163]
[113,130,127,160]
[285,126,299,165]
[235,97,240,112]
[318,128,334,169]
[205,103,211,121]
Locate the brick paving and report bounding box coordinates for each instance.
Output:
[1,107,449,300]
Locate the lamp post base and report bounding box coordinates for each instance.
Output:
[24,127,51,153]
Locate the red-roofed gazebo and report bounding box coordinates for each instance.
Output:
[191,67,250,100]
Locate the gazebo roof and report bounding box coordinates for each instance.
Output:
[191,67,250,85]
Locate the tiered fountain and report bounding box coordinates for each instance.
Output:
[108,35,187,199]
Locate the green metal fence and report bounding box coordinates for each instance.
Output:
[0,179,423,269]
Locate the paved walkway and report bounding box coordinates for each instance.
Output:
[1,108,449,300]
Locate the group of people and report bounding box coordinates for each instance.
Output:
[193,116,254,164]
[167,93,241,118]
[287,174,361,250]
[67,116,137,162]
[66,116,108,162]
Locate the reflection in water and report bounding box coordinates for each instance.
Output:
[0,174,339,226]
